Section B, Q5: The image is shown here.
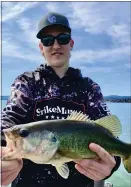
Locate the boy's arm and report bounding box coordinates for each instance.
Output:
[1,74,34,146]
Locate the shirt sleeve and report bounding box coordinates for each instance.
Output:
[87,79,110,120]
[1,74,34,146]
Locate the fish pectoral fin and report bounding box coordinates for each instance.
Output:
[95,115,122,137]
[55,164,69,179]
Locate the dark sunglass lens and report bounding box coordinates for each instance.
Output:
[41,36,54,46]
[58,34,70,45]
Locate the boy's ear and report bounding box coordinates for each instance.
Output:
[39,42,45,56]
[70,39,74,49]
[39,42,43,51]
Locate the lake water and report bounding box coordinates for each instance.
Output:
[1,100,131,187]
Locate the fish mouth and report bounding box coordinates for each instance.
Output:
[3,129,22,144]
[3,129,18,150]
[3,129,14,140]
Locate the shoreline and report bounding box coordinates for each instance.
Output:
[1,99,131,103]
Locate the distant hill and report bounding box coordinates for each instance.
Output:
[1,96,9,100]
[104,95,131,99]
[104,95,131,102]
[1,95,131,102]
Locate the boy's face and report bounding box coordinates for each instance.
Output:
[39,25,74,68]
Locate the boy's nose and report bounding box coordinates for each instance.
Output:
[53,39,61,49]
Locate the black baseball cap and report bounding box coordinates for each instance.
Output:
[36,12,71,39]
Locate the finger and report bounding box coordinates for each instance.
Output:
[2,169,21,186]
[2,159,23,171]
[89,143,116,166]
[76,159,111,177]
[74,159,83,163]
[75,164,102,181]
[2,166,21,181]
[85,167,106,181]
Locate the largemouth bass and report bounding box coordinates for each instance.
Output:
[2,111,131,179]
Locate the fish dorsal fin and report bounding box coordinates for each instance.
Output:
[67,111,91,122]
[55,164,69,179]
[95,115,122,137]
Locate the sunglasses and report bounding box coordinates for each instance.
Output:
[41,33,71,47]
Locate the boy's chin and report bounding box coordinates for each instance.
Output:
[50,61,67,67]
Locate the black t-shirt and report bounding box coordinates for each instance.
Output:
[12,160,93,187]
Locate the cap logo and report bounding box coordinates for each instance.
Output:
[48,15,56,23]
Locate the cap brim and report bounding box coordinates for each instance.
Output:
[36,24,71,39]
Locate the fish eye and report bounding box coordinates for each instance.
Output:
[50,136,57,143]
[19,129,29,137]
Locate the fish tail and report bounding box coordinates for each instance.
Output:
[123,154,131,173]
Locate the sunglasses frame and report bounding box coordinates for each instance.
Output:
[41,33,71,47]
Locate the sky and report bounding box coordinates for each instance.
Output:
[1,1,131,96]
